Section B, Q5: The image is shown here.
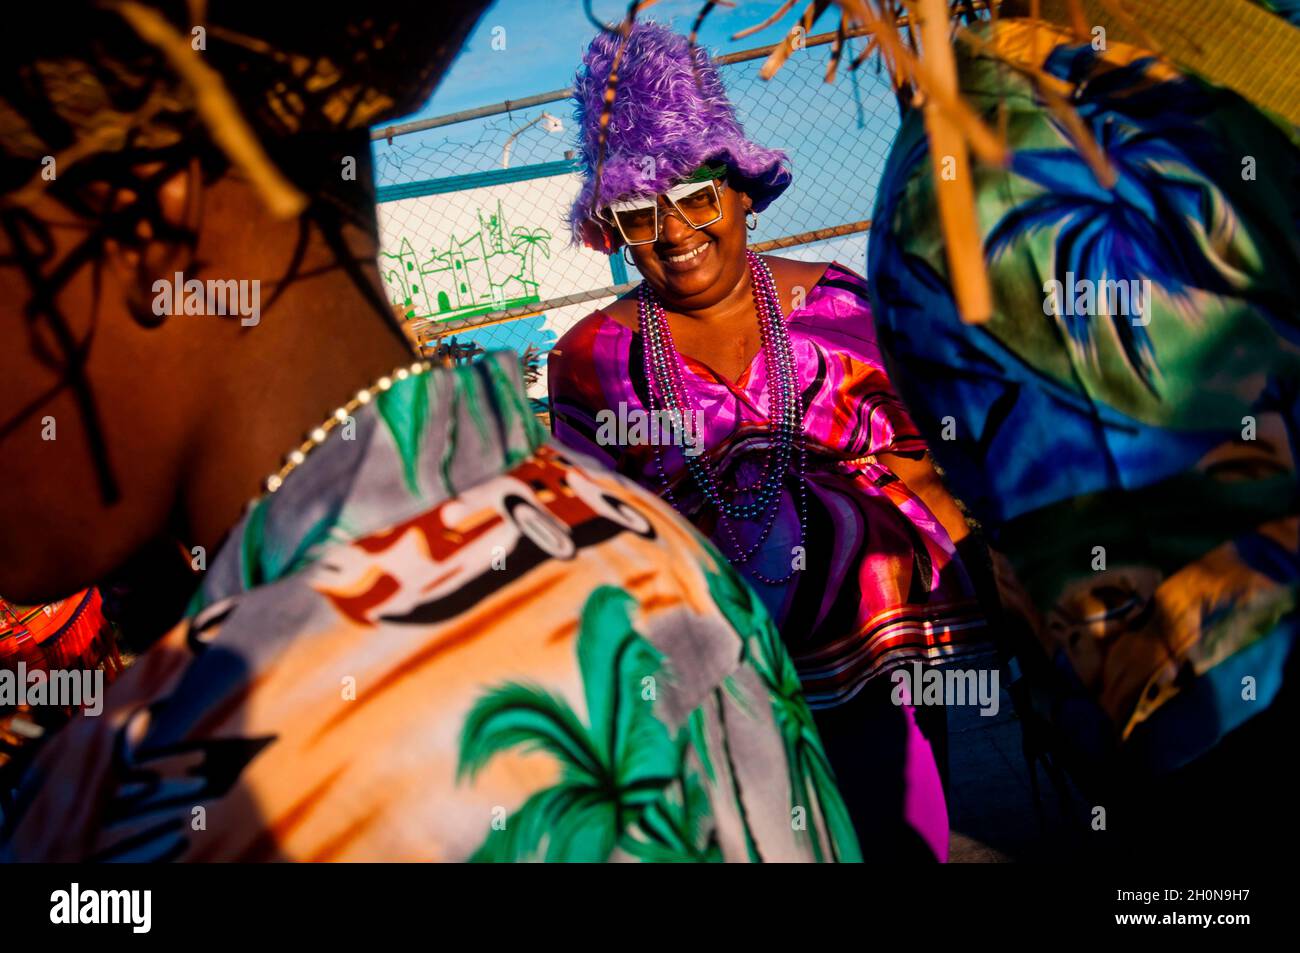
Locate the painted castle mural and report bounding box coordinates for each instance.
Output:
[382,199,552,322]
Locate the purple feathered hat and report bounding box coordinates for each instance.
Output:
[568,21,792,253]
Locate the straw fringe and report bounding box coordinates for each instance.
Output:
[102,0,307,219]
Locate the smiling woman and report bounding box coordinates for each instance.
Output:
[548,20,996,861]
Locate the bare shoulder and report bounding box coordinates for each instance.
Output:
[600,294,640,332]
[549,296,637,369]
[763,256,833,313]
[764,256,833,290]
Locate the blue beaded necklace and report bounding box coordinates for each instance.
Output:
[639,251,808,585]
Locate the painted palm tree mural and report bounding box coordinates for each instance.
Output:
[511,226,552,277]
[382,200,552,323]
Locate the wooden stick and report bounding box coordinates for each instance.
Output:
[914,0,993,323]
[105,0,307,219]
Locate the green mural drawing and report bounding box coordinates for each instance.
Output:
[382,199,552,322]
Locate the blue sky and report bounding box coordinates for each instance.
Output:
[392,0,820,125]
[371,0,903,220]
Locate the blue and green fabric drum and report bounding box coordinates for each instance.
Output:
[867,17,1300,782]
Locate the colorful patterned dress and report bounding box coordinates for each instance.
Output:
[2,352,858,863]
[1,589,120,773]
[549,262,992,859]
[867,18,1300,789]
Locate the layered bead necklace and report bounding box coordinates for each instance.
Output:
[639,250,807,585]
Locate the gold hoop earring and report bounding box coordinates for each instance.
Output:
[746,210,758,231]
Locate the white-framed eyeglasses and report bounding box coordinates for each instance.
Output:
[599,179,726,246]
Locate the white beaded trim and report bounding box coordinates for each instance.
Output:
[261,360,430,496]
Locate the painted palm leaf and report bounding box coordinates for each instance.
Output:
[458,682,604,784]
[984,52,1266,390]
[458,585,714,862]
[574,587,676,805]
[702,560,864,863]
[376,371,430,497]
[619,725,722,863]
[470,785,619,863]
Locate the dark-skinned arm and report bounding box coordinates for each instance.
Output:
[876,449,970,546]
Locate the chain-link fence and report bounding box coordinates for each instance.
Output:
[372,28,906,402]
